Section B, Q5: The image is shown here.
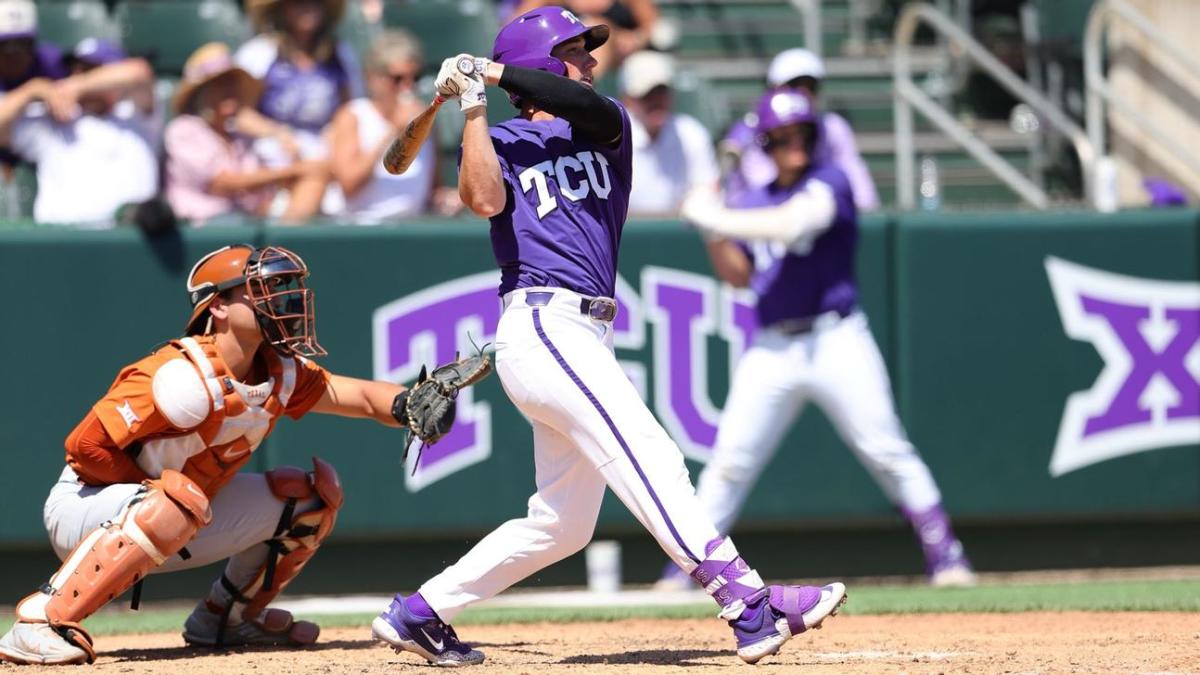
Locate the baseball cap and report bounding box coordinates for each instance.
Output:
[0,0,36,41]
[71,38,127,67]
[766,48,825,87]
[620,50,675,98]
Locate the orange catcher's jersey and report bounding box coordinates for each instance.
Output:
[65,335,330,496]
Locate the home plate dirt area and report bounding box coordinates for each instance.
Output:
[29,612,1200,674]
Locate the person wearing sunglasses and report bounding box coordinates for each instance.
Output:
[671,88,976,590]
[328,30,452,223]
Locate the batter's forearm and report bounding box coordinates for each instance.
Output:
[459,109,506,217]
[497,66,623,146]
[705,239,752,288]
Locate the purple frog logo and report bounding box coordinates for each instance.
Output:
[1045,257,1200,476]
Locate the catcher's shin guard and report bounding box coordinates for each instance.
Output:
[204,458,342,646]
[10,471,211,663]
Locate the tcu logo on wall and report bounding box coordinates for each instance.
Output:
[373,267,754,491]
[1045,257,1200,476]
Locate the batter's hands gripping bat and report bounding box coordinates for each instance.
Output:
[383,56,477,175]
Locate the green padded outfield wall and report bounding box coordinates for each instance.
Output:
[0,211,1196,546]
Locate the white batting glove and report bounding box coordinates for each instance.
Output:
[460,76,487,113]
[434,57,473,99]
[680,184,724,233]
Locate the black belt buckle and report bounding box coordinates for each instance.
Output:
[582,297,618,322]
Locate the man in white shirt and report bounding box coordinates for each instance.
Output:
[0,39,159,226]
[620,50,719,216]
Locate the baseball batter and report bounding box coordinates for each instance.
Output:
[669,89,976,589]
[370,8,847,668]
[0,244,476,665]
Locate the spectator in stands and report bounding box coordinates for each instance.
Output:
[327,30,445,223]
[0,0,67,174]
[0,0,66,94]
[620,50,718,216]
[237,0,364,213]
[724,48,879,211]
[508,0,674,76]
[0,39,158,225]
[165,43,327,225]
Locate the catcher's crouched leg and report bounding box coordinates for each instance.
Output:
[183,457,343,649]
[0,471,212,665]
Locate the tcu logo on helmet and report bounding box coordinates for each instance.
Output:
[1045,257,1200,476]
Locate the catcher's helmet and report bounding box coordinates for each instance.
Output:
[754,88,819,147]
[492,7,608,106]
[185,244,326,358]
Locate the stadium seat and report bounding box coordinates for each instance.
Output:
[337,0,377,64]
[36,0,121,50]
[0,164,37,222]
[115,0,251,75]
[382,0,498,76]
[673,69,733,139]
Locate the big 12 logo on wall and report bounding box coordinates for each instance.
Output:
[373,267,754,491]
[1045,257,1200,476]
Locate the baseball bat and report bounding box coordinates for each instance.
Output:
[382,56,477,176]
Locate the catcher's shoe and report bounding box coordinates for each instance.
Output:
[0,620,96,665]
[372,594,484,667]
[729,583,847,665]
[182,600,320,647]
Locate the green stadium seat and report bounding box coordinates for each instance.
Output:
[0,164,38,223]
[337,0,377,64]
[674,69,733,138]
[115,0,251,75]
[36,0,121,51]
[383,0,498,76]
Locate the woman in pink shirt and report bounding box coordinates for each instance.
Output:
[165,42,327,225]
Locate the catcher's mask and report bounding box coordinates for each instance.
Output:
[185,244,327,358]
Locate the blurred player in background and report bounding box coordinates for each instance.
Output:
[662,89,975,591]
[620,50,719,217]
[370,8,846,668]
[724,48,878,211]
[0,245,437,664]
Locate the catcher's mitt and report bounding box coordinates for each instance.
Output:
[393,352,492,471]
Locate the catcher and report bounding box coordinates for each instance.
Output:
[0,244,490,665]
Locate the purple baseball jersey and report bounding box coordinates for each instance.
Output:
[485,96,633,298]
[731,163,859,327]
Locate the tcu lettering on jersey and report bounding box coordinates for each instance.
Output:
[517,151,613,219]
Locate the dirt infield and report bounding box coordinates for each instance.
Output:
[30,612,1198,674]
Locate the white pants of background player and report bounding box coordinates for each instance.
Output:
[42,466,316,587]
[419,288,721,621]
[696,311,943,535]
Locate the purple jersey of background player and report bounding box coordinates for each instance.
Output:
[731,162,859,327]
[485,96,634,298]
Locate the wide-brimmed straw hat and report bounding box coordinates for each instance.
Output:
[172,42,263,114]
[245,0,346,30]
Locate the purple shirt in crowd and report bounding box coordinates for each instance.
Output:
[724,110,879,211]
[0,42,67,92]
[731,163,859,327]
[485,97,634,299]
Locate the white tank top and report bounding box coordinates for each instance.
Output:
[341,98,434,223]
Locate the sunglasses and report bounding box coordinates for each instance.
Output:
[763,125,813,151]
[382,71,418,85]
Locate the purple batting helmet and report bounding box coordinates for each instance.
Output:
[754,88,818,147]
[492,7,609,77]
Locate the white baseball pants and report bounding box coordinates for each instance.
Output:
[42,466,316,586]
[420,288,720,620]
[695,311,943,536]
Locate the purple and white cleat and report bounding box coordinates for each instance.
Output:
[371,594,484,667]
[729,583,847,664]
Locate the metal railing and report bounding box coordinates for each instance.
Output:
[788,0,822,57]
[1085,0,1200,200]
[893,2,1097,210]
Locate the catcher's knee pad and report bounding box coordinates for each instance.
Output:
[13,471,211,659]
[231,457,343,621]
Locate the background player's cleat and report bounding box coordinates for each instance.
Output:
[652,562,693,591]
[929,555,979,587]
[182,601,320,647]
[372,594,484,667]
[0,620,95,665]
[729,583,846,664]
